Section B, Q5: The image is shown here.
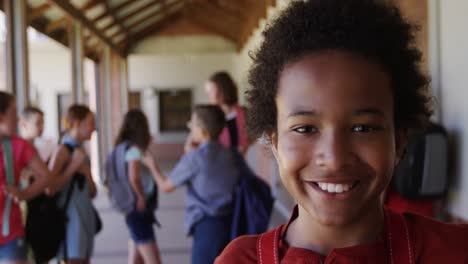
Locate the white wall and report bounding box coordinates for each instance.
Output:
[437,0,468,219]
[128,53,237,143]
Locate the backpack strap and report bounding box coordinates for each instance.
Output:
[60,142,77,261]
[1,137,14,237]
[256,225,282,264]
[385,210,415,264]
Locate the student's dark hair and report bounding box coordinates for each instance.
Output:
[64,104,92,131]
[246,0,433,140]
[0,91,14,114]
[115,109,151,151]
[209,71,239,106]
[193,105,226,140]
[22,106,44,120]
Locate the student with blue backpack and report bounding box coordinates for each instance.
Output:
[141,105,240,264]
[112,109,161,264]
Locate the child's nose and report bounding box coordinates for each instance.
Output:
[314,130,355,171]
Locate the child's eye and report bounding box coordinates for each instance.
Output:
[352,125,382,133]
[292,126,317,134]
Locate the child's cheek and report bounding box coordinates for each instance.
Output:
[278,136,313,177]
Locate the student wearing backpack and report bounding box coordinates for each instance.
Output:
[215,0,468,263]
[141,105,240,264]
[113,109,161,264]
[204,71,249,155]
[0,92,81,264]
[47,104,98,264]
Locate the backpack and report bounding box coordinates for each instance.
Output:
[230,150,274,240]
[105,142,135,214]
[391,122,449,200]
[105,142,158,214]
[26,182,73,263]
[26,143,103,262]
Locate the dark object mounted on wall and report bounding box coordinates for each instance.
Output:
[391,122,449,200]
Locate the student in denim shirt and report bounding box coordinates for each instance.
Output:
[142,105,240,264]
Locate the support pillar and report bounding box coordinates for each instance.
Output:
[5,0,30,113]
[69,22,85,104]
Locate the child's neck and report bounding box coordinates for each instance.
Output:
[286,203,384,255]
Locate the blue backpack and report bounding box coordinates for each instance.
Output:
[105,142,136,214]
[230,151,274,240]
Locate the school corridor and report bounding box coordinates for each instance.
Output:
[1,0,468,263]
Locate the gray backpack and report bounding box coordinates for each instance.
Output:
[105,142,135,214]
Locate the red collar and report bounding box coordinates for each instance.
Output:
[258,205,415,264]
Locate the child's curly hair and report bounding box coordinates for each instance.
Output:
[246,0,433,140]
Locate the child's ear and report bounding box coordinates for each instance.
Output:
[395,129,408,166]
[269,132,279,162]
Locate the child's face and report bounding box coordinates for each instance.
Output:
[0,101,18,136]
[188,113,207,143]
[20,113,44,139]
[205,81,223,106]
[272,51,401,227]
[72,113,95,141]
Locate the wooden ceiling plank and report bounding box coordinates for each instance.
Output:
[187,14,238,43]
[28,3,52,22]
[47,0,124,56]
[212,1,246,19]
[103,2,130,36]
[46,17,69,33]
[123,11,184,49]
[119,0,164,26]
[92,0,134,22]
[81,0,104,11]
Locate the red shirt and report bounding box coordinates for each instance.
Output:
[219,105,249,151]
[386,188,435,218]
[216,206,468,263]
[0,136,35,245]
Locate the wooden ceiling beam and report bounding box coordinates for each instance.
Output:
[81,0,104,11]
[92,0,134,22]
[47,0,124,56]
[125,1,181,32]
[119,0,165,26]
[28,3,52,22]
[104,2,130,34]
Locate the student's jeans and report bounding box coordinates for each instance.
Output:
[192,214,232,264]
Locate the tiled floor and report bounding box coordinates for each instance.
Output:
[92,163,192,264]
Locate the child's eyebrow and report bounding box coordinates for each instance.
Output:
[287,110,318,118]
[352,108,385,117]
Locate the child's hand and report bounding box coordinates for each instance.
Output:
[136,196,146,212]
[2,186,25,203]
[70,148,86,168]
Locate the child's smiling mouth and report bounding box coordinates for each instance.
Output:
[306,180,361,195]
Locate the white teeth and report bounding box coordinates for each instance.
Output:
[318,182,328,191]
[335,184,343,193]
[316,182,354,194]
[342,184,350,192]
